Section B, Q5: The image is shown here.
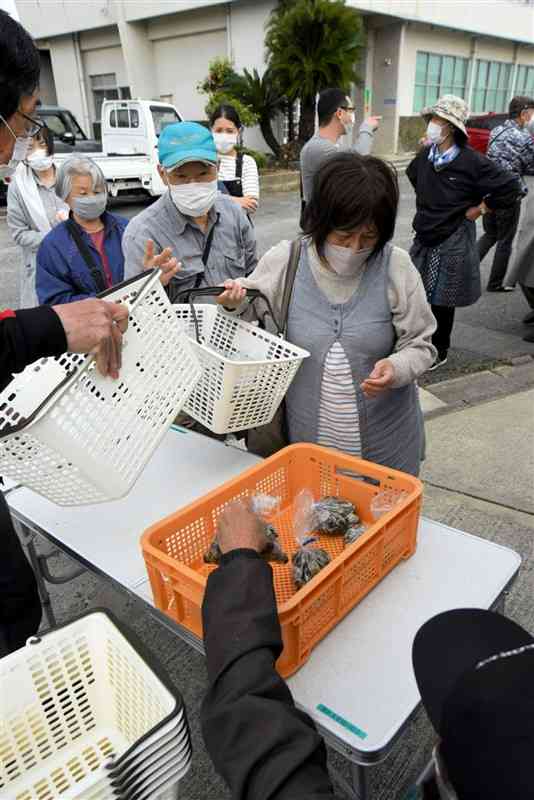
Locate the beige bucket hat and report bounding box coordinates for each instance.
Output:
[421,94,469,137]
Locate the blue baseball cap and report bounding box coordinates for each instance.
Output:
[158,122,217,170]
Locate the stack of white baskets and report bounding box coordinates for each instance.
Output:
[0,610,192,800]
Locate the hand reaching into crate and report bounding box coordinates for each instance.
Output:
[217,500,271,555]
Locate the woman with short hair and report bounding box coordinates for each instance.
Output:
[7,126,69,306]
[36,156,128,304]
[217,151,436,476]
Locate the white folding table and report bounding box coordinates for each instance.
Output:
[5,427,521,800]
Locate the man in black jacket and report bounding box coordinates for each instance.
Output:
[201,501,341,800]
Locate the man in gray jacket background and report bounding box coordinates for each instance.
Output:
[300,88,381,206]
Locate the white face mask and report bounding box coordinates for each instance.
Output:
[169,179,218,217]
[213,132,238,154]
[341,111,355,135]
[426,121,447,146]
[0,134,32,179]
[324,242,373,276]
[526,115,534,136]
[27,148,53,173]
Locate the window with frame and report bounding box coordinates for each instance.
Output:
[90,73,131,120]
[413,52,469,113]
[514,64,534,97]
[471,60,513,113]
[110,107,140,129]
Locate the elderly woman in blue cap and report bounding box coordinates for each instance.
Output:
[122,121,257,301]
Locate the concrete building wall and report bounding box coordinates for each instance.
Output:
[348,0,534,46]
[38,51,58,105]
[47,36,89,134]
[368,20,404,154]
[17,0,118,38]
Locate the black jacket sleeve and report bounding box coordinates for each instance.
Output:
[406,151,420,189]
[475,151,522,210]
[201,549,340,800]
[0,307,67,392]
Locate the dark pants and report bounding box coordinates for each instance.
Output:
[520,283,534,310]
[431,304,456,358]
[0,492,41,656]
[477,202,521,290]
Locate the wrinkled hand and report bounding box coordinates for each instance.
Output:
[217,500,269,555]
[236,196,258,213]
[360,358,395,398]
[365,115,382,131]
[143,239,180,287]
[52,298,129,380]
[465,206,482,222]
[215,279,247,309]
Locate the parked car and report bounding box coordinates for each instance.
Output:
[37,104,103,154]
[466,112,507,154]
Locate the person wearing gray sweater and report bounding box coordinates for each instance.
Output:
[218,152,436,476]
[300,88,381,205]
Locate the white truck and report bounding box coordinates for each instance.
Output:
[54,100,183,199]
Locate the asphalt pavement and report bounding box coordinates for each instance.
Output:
[2,175,533,383]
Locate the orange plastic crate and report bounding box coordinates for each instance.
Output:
[141,444,422,677]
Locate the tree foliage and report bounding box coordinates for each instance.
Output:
[266,0,365,142]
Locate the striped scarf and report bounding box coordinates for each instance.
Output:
[428,143,460,172]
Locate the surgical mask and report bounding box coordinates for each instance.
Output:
[0,133,32,179]
[27,148,53,173]
[169,179,218,217]
[213,132,238,154]
[526,115,534,136]
[72,192,107,220]
[426,121,447,145]
[324,242,373,276]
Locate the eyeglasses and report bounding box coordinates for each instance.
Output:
[16,111,44,137]
[0,111,44,139]
[340,105,355,112]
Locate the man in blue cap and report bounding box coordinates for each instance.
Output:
[123,122,257,299]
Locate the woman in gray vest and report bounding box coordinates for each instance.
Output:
[218,152,437,476]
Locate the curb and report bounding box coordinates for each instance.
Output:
[419,357,534,419]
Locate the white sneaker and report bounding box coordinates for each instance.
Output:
[428,355,448,371]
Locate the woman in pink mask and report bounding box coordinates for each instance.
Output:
[216,151,436,476]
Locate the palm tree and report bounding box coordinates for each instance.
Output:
[227,68,286,158]
[266,0,365,143]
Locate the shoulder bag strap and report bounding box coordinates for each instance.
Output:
[236,151,244,182]
[65,219,107,293]
[279,239,302,335]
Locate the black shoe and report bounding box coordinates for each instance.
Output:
[523,310,534,325]
[487,285,515,292]
[522,329,534,343]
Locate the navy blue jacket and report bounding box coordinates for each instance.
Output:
[36,211,128,305]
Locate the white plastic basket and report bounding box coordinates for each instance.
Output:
[0,610,191,800]
[174,302,309,434]
[0,271,202,505]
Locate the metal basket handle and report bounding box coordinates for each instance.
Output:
[178,286,283,344]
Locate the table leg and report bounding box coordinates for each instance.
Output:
[351,762,369,800]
